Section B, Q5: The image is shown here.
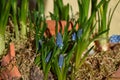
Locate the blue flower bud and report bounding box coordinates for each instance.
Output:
[72,32,76,41]
[109,35,120,43]
[56,32,63,49]
[45,51,52,63]
[77,29,83,39]
[58,54,64,69]
[38,40,42,51]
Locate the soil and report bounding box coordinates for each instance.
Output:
[9,37,120,80]
[76,44,120,80]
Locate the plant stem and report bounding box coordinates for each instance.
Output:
[71,67,75,80]
[0,0,11,56]
[12,0,19,39]
[98,1,109,51]
[14,20,19,39]
[21,22,27,38]
[0,34,5,56]
[13,12,19,39]
[58,71,62,80]
[20,0,28,38]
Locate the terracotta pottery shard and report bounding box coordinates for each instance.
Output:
[45,20,78,36]
[0,42,21,80]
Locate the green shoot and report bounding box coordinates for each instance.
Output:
[0,0,11,56]
[71,0,109,79]
[97,0,120,51]
[50,0,70,20]
[11,0,19,40]
[20,0,28,38]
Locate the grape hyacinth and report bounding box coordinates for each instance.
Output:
[56,32,63,49]
[58,54,64,69]
[45,51,52,63]
[72,32,76,41]
[38,40,42,51]
[109,35,120,43]
[77,29,83,39]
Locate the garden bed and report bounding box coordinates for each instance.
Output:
[3,26,120,80]
[0,0,120,80]
[16,41,120,80]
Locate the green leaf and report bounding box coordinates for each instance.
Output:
[0,0,11,55]
[66,42,77,65]
[91,29,109,43]
[62,4,69,20]
[34,55,41,66]
[79,46,94,67]
[108,0,120,29]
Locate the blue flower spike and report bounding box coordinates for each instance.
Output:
[58,54,64,69]
[72,32,76,41]
[38,40,42,51]
[109,35,120,44]
[56,32,63,49]
[77,29,83,39]
[45,51,52,63]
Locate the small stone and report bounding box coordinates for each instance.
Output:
[109,35,120,44]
